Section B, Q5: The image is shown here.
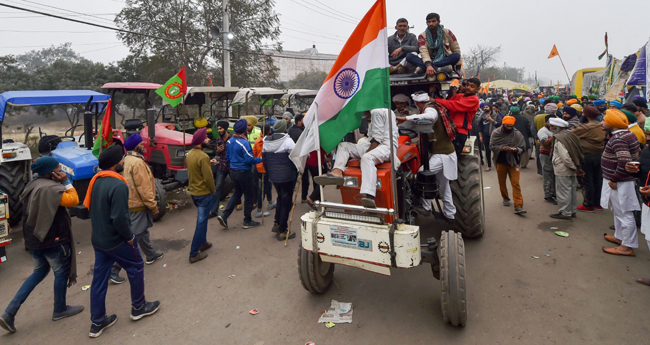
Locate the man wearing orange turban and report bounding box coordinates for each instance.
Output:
[489,115,527,214]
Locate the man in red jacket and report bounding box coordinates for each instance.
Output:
[433,77,481,157]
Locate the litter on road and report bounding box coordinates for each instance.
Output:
[77,251,81,255]
[545,254,551,257]
[555,231,570,237]
[177,229,184,232]
[249,309,259,315]
[229,275,236,279]
[81,285,91,291]
[484,186,491,189]
[325,322,335,329]
[163,264,167,267]
[532,256,540,259]
[318,300,353,324]
[236,246,240,249]
[551,227,559,230]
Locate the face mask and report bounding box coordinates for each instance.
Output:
[502,128,513,134]
[115,163,124,173]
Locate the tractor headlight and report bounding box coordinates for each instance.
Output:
[436,72,447,81]
[462,146,471,153]
[176,149,189,157]
[323,211,384,224]
[343,176,358,187]
[376,179,382,189]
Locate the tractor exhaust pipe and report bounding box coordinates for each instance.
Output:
[84,96,94,150]
[147,108,155,145]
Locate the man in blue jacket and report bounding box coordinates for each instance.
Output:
[217,119,263,229]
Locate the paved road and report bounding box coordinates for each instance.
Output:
[1,165,649,344]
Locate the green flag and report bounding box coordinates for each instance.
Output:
[156,66,187,107]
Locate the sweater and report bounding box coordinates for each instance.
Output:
[417,28,462,66]
[388,31,418,66]
[186,147,216,196]
[435,94,479,135]
[601,130,640,182]
[226,135,262,171]
[89,176,134,250]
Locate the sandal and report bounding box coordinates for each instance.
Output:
[314,173,344,186]
[635,278,650,286]
[306,199,317,210]
[603,233,622,245]
[602,246,636,256]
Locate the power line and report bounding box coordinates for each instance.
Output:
[79,44,125,54]
[0,29,109,33]
[16,0,116,24]
[280,26,345,42]
[0,42,122,49]
[308,0,359,21]
[288,0,357,25]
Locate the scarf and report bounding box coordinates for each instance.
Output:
[425,24,446,64]
[552,129,584,171]
[490,126,526,167]
[83,170,128,210]
[426,102,456,140]
[233,133,247,140]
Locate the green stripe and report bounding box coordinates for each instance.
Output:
[318,67,390,152]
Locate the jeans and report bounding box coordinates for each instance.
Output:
[301,168,311,201]
[405,52,461,70]
[90,241,145,325]
[273,181,295,232]
[5,243,71,317]
[254,169,273,208]
[481,135,492,167]
[211,169,229,214]
[581,154,603,208]
[221,169,256,222]
[190,194,214,257]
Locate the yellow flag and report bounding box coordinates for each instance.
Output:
[548,45,559,59]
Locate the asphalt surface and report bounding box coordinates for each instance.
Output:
[1,164,650,344]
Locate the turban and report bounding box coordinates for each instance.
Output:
[479,102,486,108]
[539,98,546,103]
[593,100,606,107]
[563,106,577,117]
[603,109,629,129]
[544,103,558,113]
[98,145,124,170]
[31,156,59,176]
[273,119,288,133]
[570,94,577,99]
[583,105,599,119]
[621,110,637,124]
[216,120,230,130]
[609,101,622,109]
[392,93,410,103]
[545,114,558,123]
[282,112,294,121]
[124,133,142,151]
[411,92,430,103]
[524,97,531,101]
[243,115,258,126]
[566,99,578,106]
[549,118,568,128]
[557,102,564,108]
[588,95,597,100]
[510,106,520,114]
[233,119,248,133]
[502,116,516,125]
[633,98,648,109]
[191,128,207,146]
[570,104,583,113]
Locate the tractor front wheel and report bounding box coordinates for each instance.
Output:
[298,247,335,294]
[153,178,167,222]
[0,161,29,227]
[439,230,467,327]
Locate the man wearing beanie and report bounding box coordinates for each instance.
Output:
[572,106,606,212]
[562,106,579,130]
[548,118,584,220]
[0,157,83,333]
[84,145,160,338]
[217,119,262,229]
[489,115,527,214]
[186,128,216,263]
[209,120,232,217]
[510,106,533,169]
[601,109,641,256]
[109,134,164,284]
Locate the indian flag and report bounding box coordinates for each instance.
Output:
[289,0,389,171]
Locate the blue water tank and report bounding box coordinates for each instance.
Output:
[51,142,98,181]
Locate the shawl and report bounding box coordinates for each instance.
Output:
[83,170,128,210]
[552,129,584,171]
[490,126,526,167]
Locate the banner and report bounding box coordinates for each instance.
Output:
[604,71,629,101]
[628,44,646,86]
[647,40,650,99]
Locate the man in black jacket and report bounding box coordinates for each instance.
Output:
[388,18,419,74]
[85,146,160,338]
[0,157,83,333]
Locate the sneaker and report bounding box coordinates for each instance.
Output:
[595,206,603,211]
[145,252,164,265]
[52,305,84,321]
[0,312,16,333]
[271,223,281,233]
[243,220,261,229]
[89,314,117,338]
[217,214,228,229]
[544,197,558,205]
[549,213,572,220]
[267,201,277,210]
[502,199,511,207]
[360,195,376,208]
[198,242,212,252]
[255,209,270,218]
[189,252,208,263]
[276,231,296,241]
[514,208,527,214]
[110,274,126,284]
[130,301,160,321]
[577,205,594,213]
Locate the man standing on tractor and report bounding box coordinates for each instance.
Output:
[314,109,399,208]
[209,121,232,218]
[405,13,461,76]
[0,157,83,333]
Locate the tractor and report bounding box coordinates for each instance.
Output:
[282,89,317,115]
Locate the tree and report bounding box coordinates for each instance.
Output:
[285,70,327,90]
[463,44,501,77]
[15,43,82,74]
[115,0,282,87]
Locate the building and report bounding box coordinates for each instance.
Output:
[264,46,337,83]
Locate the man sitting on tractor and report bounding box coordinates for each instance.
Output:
[396,91,457,222]
[314,109,399,208]
[405,13,461,76]
[393,94,419,115]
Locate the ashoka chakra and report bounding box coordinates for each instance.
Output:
[333,68,360,99]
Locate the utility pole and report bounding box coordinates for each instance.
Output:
[223,0,231,87]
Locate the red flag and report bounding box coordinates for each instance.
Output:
[178,66,187,95]
[208,73,213,86]
[101,99,113,148]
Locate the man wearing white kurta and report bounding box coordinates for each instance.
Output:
[315,108,399,208]
[396,91,457,221]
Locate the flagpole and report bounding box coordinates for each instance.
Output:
[314,102,324,208]
[557,53,571,83]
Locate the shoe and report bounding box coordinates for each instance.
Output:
[306,199,317,210]
[243,220,261,229]
[360,195,376,208]
[89,314,117,338]
[438,65,454,74]
[549,213,572,220]
[130,301,160,321]
[271,223,281,233]
[255,209,270,218]
[595,206,603,211]
[276,231,296,241]
[514,208,527,214]
[236,204,242,211]
[267,201,277,210]
[110,274,126,284]
[503,199,511,207]
[209,212,218,219]
[189,252,208,263]
[544,197,558,205]
[301,200,308,204]
[52,305,84,321]
[571,213,576,218]
[217,214,228,229]
[198,242,212,252]
[145,252,164,265]
[0,312,16,333]
[609,225,615,230]
[577,205,594,213]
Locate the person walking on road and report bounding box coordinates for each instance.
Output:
[209,121,231,218]
[572,106,606,212]
[490,115,527,214]
[600,110,641,257]
[84,146,160,338]
[548,118,584,220]
[538,114,558,204]
[252,124,273,218]
[478,103,502,172]
[0,157,83,333]
[186,128,216,263]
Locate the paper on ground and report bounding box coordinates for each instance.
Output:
[318,300,353,324]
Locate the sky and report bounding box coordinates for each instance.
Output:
[0,0,649,85]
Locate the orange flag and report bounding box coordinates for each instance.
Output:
[548,45,559,59]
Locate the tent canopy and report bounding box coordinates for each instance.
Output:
[0,90,111,122]
[480,79,533,91]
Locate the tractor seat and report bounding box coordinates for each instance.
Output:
[347,160,392,169]
[124,118,143,131]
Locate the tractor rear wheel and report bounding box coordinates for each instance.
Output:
[439,230,467,327]
[450,154,485,238]
[0,161,29,227]
[153,178,167,222]
[297,247,335,294]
